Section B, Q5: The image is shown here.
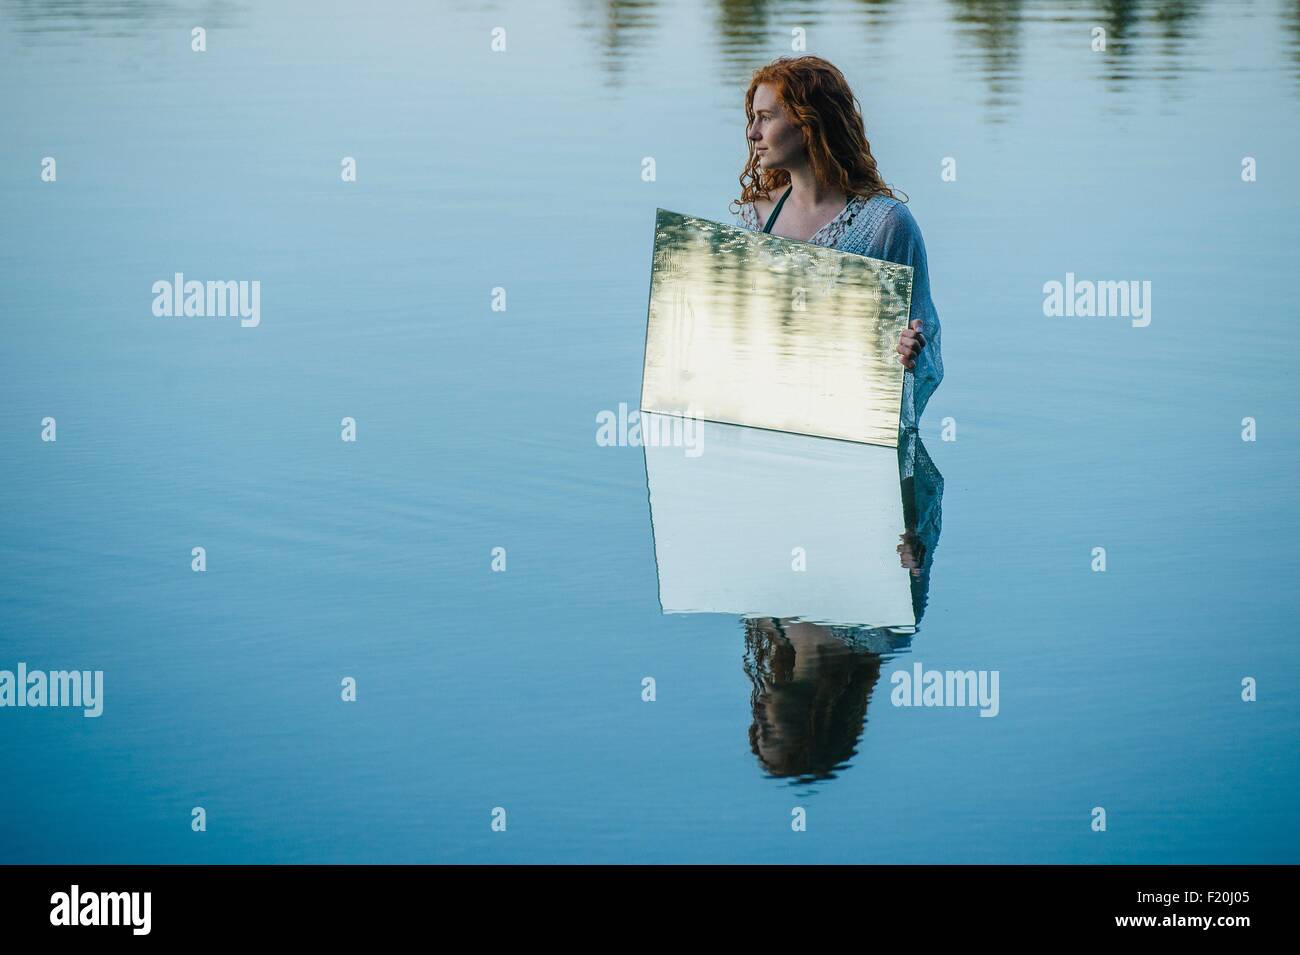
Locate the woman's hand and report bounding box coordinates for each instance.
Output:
[897,319,926,370]
[898,530,926,578]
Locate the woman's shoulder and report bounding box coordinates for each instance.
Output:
[880,196,922,232]
[841,194,928,256]
[829,192,899,251]
[857,192,907,231]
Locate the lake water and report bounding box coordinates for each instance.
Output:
[1,0,1297,863]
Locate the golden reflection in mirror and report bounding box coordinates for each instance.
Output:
[641,209,913,447]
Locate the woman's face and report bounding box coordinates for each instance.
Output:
[747,83,804,171]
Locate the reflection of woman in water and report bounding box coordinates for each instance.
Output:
[731,55,943,434]
[744,435,943,781]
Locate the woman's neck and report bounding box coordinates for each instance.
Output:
[780,165,841,206]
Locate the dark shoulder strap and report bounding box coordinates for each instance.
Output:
[762,185,793,233]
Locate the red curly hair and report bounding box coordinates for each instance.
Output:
[731,55,906,214]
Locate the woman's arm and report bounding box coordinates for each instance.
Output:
[875,202,943,430]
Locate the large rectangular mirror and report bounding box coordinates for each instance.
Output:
[640,208,914,447]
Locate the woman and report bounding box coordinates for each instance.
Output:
[731,55,943,433]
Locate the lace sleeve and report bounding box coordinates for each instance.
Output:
[875,203,943,432]
[733,202,758,231]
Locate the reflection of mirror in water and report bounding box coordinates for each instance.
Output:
[741,431,943,782]
[645,416,943,782]
[743,428,946,779]
[644,414,935,628]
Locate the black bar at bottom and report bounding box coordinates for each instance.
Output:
[0,865,1288,938]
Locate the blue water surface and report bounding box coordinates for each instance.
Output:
[1,0,1297,863]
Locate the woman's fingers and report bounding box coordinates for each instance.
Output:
[896,324,927,368]
[897,331,926,369]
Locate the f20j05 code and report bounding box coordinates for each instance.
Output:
[1207,892,1249,905]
